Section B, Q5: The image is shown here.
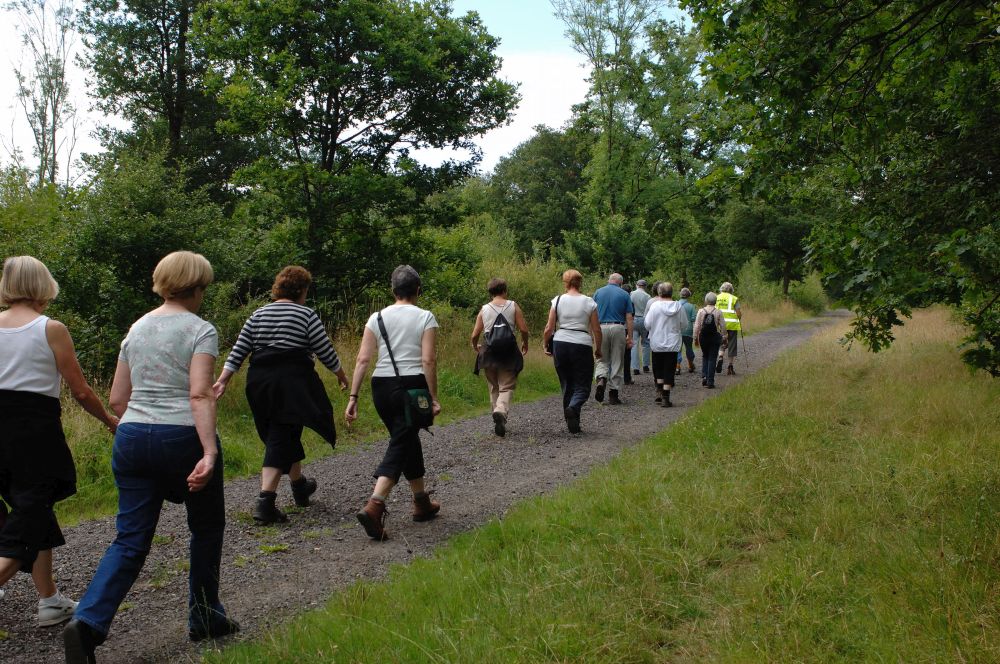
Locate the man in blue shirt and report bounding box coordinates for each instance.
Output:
[592,273,634,405]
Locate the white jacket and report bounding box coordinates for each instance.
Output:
[644,299,685,352]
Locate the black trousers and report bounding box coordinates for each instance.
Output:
[371,375,428,482]
[0,479,64,571]
[552,340,594,415]
[651,351,676,387]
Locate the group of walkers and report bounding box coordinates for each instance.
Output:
[0,253,741,663]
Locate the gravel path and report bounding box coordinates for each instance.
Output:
[0,313,845,663]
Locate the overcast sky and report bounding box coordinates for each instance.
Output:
[0,1,595,177]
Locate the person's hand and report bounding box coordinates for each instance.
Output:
[338,375,349,391]
[106,414,119,434]
[472,343,481,353]
[187,454,216,492]
[521,342,529,356]
[345,397,359,427]
[431,400,442,417]
[212,379,228,400]
[594,349,603,360]
[694,338,700,348]
[626,337,634,350]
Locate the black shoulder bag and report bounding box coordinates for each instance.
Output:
[377,311,435,431]
[544,295,562,354]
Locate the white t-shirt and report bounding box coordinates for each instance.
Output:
[644,300,685,353]
[366,304,439,377]
[0,315,60,398]
[551,293,597,347]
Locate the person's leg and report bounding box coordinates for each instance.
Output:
[705,340,720,386]
[260,467,282,493]
[74,426,163,638]
[569,343,595,413]
[31,549,56,598]
[358,378,409,539]
[631,321,643,372]
[494,368,517,417]
[662,352,677,404]
[484,366,501,413]
[552,341,573,410]
[605,325,626,393]
[683,336,696,371]
[651,352,665,401]
[184,445,236,639]
[594,325,612,399]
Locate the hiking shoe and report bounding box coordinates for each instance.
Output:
[594,377,606,403]
[632,369,640,376]
[727,365,736,375]
[64,619,100,664]
[38,592,77,627]
[663,392,673,407]
[412,491,441,522]
[675,364,682,375]
[253,493,288,524]
[357,498,388,540]
[493,411,507,437]
[707,384,715,389]
[702,378,708,386]
[715,357,724,374]
[190,616,241,642]
[642,366,650,373]
[687,361,695,373]
[290,476,317,507]
[564,406,581,434]
[607,389,622,406]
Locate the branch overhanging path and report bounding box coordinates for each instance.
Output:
[0,313,847,664]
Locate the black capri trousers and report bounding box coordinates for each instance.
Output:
[371,374,429,482]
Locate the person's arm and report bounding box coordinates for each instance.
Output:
[109,361,132,418]
[187,352,219,492]
[589,309,603,358]
[625,312,634,349]
[693,309,704,347]
[470,311,484,353]
[345,327,377,426]
[307,311,348,390]
[542,305,557,356]
[214,316,254,399]
[514,303,530,355]
[421,326,441,416]
[47,320,118,432]
[735,300,742,320]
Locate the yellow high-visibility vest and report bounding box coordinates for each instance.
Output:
[716,292,741,331]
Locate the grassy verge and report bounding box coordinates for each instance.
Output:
[55,302,808,525]
[204,308,1000,662]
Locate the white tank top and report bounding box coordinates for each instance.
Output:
[0,315,61,398]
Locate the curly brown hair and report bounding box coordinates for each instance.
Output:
[271,265,312,301]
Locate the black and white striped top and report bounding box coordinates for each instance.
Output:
[223,302,341,374]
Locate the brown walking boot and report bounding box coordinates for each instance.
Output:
[687,359,695,373]
[412,491,441,522]
[356,497,388,540]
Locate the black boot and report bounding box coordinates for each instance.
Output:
[661,388,672,407]
[253,491,288,524]
[64,619,103,664]
[595,377,607,403]
[291,476,317,507]
[715,357,724,374]
[654,385,663,404]
[607,389,622,405]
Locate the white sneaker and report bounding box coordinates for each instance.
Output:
[37,592,77,627]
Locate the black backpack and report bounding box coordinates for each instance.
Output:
[485,304,518,357]
[699,310,721,346]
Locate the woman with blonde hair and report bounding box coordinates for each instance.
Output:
[542,269,602,434]
[0,256,118,626]
[214,265,348,524]
[65,251,238,664]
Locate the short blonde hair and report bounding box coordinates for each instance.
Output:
[152,251,214,298]
[0,256,59,305]
[562,269,583,290]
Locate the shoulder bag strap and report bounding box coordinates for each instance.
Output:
[376,311,401,378]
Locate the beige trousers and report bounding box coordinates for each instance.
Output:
[485,366,518,416]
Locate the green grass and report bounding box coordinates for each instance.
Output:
[53,303,805,525]
[205,308,1000,662]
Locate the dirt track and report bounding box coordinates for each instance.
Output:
[0,313,845,663]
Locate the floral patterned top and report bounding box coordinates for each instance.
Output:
[118,312,218,426]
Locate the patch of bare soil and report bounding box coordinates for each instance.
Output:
[0,314,844,663]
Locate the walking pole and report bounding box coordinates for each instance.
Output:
[739,325,750,371]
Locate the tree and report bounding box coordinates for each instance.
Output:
[684,0,1000,373]
[78,0,262,189]
[489,124,594,255]
[9,0,77,187]
[194,0,519,298]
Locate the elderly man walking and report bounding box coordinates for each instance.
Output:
[592,273,634,405]
[630,279,652,376]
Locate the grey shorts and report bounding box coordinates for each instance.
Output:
[726,330,738,357]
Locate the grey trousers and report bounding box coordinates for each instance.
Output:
[594,323,627,391]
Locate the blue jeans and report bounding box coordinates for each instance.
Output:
[631,317,651,370]
[74,423,228,638]
[701,339,722,386]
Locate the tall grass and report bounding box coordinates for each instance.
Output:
[205,308,1000,662]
